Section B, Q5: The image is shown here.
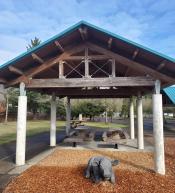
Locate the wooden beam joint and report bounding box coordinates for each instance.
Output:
[32,53,44,64]
[79,27,88,41]
[8,66,23,75]
[54,41,64,52]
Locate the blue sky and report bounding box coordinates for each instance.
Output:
[0,0,175,65]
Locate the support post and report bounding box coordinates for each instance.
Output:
[66,97,71,136]
[84,48,89,78]
[50,94,57,147]
[137,94,144,149]
[153,80,165,174]
[16,82,27,165]
[111,59,116,77]
[59,60,64,78]
[130,97,135,139]
[105,111,108,124]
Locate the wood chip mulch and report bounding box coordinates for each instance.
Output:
[3,137,175,193]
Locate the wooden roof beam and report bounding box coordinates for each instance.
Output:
[108,38,113,49]
[132,48,139,60]
[42,88,140,97]
[7,44,86,86]
[79,27,88,41]
[85,42,175,83]
[8,66,23,75]
[32,53,44,64]
[0,78,7,84]
[63,55,110,61]
[54,41,64,52]
[26,77,155,88]
[157,60,166,71]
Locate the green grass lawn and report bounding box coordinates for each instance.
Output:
[0,120,127,145]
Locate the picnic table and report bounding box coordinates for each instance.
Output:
[102,128,130,149]
[64,125,95,147]
[71,119,85,128]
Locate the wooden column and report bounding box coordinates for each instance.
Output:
[84,48,89,78]
[111,59,116,77]
[153,80,165,174]
[16,82,27,165]
[59,60,64,78]
[66,97,71,136]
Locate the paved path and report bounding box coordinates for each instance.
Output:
[0,131,65,192]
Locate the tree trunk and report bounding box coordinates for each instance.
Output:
[4,95,9,123]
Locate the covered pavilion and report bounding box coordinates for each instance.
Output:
[0,21,175,175]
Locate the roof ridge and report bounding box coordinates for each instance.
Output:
[0,20,175,70]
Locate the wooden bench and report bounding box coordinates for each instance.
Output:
[64,137,84,147]
[64,128,95,147]
[102,129,130,149]
[103,139,130,149]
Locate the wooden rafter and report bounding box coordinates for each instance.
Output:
[79,27,88,41]
[108,38,113,49]
[8,66,23,75]
[157,60,166,71]
[63,55,110,61]
[32,53,44,64]
[132,48,139,60]
[85,42,175,83]
[26,77,155,88]
[7,44,86,86]
[0,78,7,84]
[54,41,64,52]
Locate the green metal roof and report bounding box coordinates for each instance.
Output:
[1,20,175,70]
[163,87,175,104]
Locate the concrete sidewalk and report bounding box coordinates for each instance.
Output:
[0,131,66,192]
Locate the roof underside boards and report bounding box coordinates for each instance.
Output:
[163,87,175,104]
[0,20,175,91]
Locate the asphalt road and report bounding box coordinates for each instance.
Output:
[0,118,174,164]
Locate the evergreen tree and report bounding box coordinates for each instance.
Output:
[26,37,41,50]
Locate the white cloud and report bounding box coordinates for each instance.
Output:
[0,0,174,65]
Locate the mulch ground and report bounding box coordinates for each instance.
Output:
[3,137,175,193]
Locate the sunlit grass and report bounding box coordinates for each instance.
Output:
[0,120,127,144]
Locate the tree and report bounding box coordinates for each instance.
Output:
[26,37,41,50]
[120,99,129,118]
[6,88,19,120]
[26,37,44,117]
[71,101,105,120]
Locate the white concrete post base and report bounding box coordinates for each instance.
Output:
[137,96,144,149]
[50,99,56,147]
[130,98,135,139]
[153,94,165,175]
[16,96,27,166]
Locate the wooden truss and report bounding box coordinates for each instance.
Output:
[6,41,174,90]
